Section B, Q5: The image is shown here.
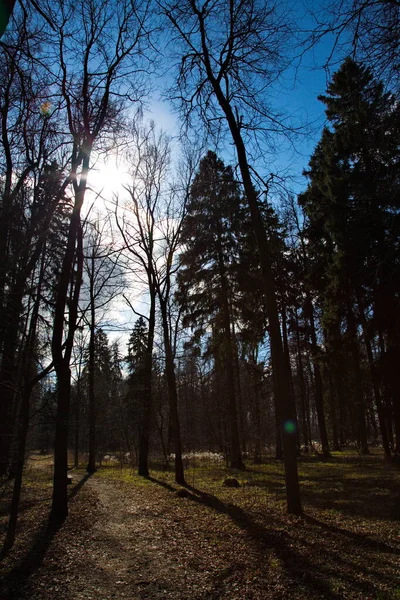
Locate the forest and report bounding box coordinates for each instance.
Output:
[0,0,399,598]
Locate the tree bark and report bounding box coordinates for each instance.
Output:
[159,298,185,484]
[138,288,156,477]
[87,260,97,473]
[306,299,331,457]
[50,157,86,524]
[346,303,369,455]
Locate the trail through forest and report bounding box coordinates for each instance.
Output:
[0,464,400,600]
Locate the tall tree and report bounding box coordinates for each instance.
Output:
[80,216,125,473]
[116,124,169,477]
[299,58,400,457]
[178,151,245,469]
[35,0,154,523]
[0,9,62,476]
[153,149,197,485]
[162,0,302,513]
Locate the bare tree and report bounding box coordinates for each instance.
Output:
[153,148,199,484]
[116,123,169,477]
[80,214,125,473]
[304,0,400,91]
[28,0,155,524]
[161,0,302,513]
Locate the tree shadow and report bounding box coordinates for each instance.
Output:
[145,475,177,493]
[148,477,396,599]
[303,513,400,556]
[0,471,93,599]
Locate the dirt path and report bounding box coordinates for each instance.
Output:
[3,476,267,600]
[64,477,225,600]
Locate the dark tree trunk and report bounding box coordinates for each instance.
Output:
[159,298,185,485]
[50,156,86,524]
[294,310,309,452]
[307,300,330,457]
[138,288,156,477]
[74,380,81,468]
[51,363,71,524]
[346,303,369,455]
[87,280,96,473]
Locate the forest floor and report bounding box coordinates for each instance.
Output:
[0,451,399,600]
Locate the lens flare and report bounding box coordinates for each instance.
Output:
[284,420,296,434]
[40,101,52,117]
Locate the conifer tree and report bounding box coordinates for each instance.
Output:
[178,151,245,469]
[300,58,400,456]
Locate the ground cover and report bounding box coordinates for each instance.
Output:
[0,451,399,599]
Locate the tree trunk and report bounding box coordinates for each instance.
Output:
[294,310,309,452]
[138,288,156,477]
[358,303,391,459]
[159,298,185,485]
[87,278,96,473]
[74,381,80,469]
[346,303,369,455]
[50,157,86,524]
[307,300,331,457]
[51,362,71,524]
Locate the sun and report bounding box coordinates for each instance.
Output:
[89,154,130,199]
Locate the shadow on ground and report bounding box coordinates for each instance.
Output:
[0,472,92,599]
[148,475,399,600]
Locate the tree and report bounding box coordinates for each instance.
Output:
[308,0,400,92]
[0,8,62,477]
[162,0,302,513]
[116,124,169,477]
[80,216,125,473]
[153,149,197,485]
[299,58,400,457]
[125,317,149,461]
[33,0,154,524]
[178,151,245,469]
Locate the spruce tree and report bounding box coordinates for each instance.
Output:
[178,151,245,469]
[300,58,400,456]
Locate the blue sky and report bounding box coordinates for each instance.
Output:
[145,2,345,200]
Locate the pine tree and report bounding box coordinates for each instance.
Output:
[300,58,400,456]
[178,151,245,469]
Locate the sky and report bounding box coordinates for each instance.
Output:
[83,1,346,354]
